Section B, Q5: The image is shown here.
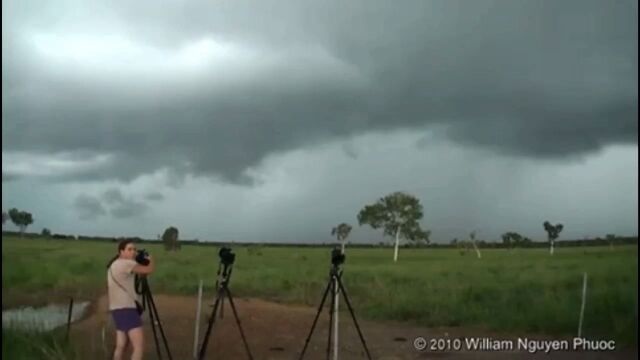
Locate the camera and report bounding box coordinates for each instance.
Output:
[219,247,235,266]
[136,249,150,266]
[331,247,345,266]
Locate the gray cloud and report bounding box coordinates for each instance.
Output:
[2,0,637,186]
[110,199,149,219]
[2,173,19,182]
[73,194,107,220]
[103,188,125,204]
[144,192,164,202]
[100,187,150,218]
[3,131,636,242]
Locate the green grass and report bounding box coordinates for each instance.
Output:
[2,328,77,360]
[2,237,638,346]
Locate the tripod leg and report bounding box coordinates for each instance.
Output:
[220,294,225,319]
[144,291,163,360]
[326,276,336,360]
[224,288,254,360]
[298,277,333,360]
[198,287,224,360]
[336,277,373,360]
[147,290,173,360]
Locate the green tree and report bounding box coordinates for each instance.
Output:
[501,231,524,249]
[357,191,429,262]
[543,221,563,256]
[331,223,352,254]
[8,208,34,237]
[606,233,616,251]
[162,226,180,251]
[41,228,51,238]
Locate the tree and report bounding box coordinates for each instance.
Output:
[162,226,180,251]
[8,208,34,237]
[501,231,524,249]
[450,238,458,247]
[357,191,429,262]
[41,228,51,237]
[543,221,563,256]
[469,231,482,259]
[606,234,616,251]
[331,223,352,254]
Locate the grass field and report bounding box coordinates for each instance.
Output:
[2,237,638,346]
[2,327,76,360]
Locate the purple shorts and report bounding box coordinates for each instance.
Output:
[111,308,142,332]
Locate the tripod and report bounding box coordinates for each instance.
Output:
[298,249,372,360]
[136,276,173,360]
[198,247,253,360]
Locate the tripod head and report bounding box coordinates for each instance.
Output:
[219,247,236,266]
[330,247,345,276]
[216,247,236,287]
[331,247,345,266]
[135,249,151,266]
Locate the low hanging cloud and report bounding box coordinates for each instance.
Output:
[144,192,164,202]
[102,188,125,204]
[73,194,107,220]
[101,188,150,219]
[110,200,149,219]
[2,0,637,186]
[73,188,151,220]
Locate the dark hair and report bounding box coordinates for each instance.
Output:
[106,239,135,268]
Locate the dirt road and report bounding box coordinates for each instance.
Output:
[70,294,636,360]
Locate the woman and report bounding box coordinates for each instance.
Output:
[107,239,155,360]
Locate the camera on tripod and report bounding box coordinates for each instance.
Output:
[219,247,235,266]
[136,249,150,266]
[331,247,345,266]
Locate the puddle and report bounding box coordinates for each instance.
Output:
[2,301,91,332]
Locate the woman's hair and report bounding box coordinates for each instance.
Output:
[106,239,135,268]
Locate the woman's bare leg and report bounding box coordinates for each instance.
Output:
[113,330,128,360]
[128,327,144,360]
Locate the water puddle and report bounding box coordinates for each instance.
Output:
[2,301,91,332]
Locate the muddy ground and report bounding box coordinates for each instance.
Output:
[70,294,636,360]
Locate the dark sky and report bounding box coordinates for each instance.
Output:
[2,0,637,243]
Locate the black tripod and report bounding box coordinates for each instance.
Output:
[135,276,173,360]
[198,247,253,360]
[298,248,372,360]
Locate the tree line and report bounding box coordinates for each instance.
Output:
[3,193,635,262]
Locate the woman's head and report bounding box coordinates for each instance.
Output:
[118,239,136,260]
[107,239,137,268]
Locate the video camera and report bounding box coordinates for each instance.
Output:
[331,247,345,266]
[136,249,150,266]
[219,247,235,266]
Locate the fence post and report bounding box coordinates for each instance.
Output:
[578,272,588,338]
[66,297,74,342]
[194,279,204,359]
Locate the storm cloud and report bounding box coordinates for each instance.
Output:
[2,0,637,243]
[3,0,636,184]
[73,194,107,220]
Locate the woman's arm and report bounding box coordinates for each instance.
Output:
[132,255,155,275]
